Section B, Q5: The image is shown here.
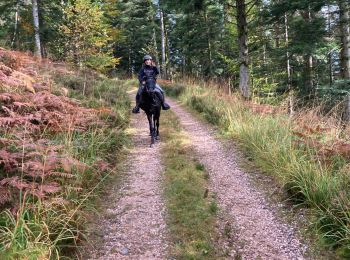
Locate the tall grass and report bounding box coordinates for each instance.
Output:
[162,82,350,258]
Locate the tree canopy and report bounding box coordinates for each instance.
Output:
[0,0,349,101]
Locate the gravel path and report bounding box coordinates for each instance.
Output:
[167,98,307,260]
[86,110,168,259]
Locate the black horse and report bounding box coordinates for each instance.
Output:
[139,79,162,147]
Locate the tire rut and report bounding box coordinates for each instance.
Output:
[167,98,307,260]
[86,110,168,259]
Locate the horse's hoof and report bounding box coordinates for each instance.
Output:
[155,136,160,141]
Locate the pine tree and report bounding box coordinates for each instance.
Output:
[160,0,225,77]
[110,0,157,75]
[268,0,328,97]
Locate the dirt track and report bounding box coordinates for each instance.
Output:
[86,96,308,260]
[167,98,306,259]
[86,109,168,259]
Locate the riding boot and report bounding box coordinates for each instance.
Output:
[132,100,141,113]
[132,85,145,114]
[162,101,170,110]
[132,105,140,113]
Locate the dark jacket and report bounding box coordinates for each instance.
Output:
[138,65,159,84]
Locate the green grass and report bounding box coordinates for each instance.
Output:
[161,110,219,259]
[162,82,350,258]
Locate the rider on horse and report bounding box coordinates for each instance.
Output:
[132,55,171,114]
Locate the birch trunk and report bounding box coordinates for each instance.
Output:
[285,13,291,88]
[11,2,19,48]
[327,5,333,85]
[165,28,172,80]
[236,0,250,99]
[153,29,160,65]
[32,0,42,58]
[160,9,167,78]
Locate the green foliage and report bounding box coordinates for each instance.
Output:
[1,0,348,105]
[111,0,158,72]
[0,0,66,54]
[162,0,226,77]
[60,0,119,72]
[316,79,350,109]
[0,0,121,72]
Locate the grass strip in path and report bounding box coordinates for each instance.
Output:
[160,110,219,259]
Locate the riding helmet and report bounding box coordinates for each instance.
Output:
[143,55,152,61]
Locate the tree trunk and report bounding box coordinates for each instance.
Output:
[302,8,314,96]
[165,27,172,80]
[204,10,213,75]
[11,2,19,49]
[285,13,294,116]
[236,0,250,99]
[274,22,280,48]
[160,9,167,78]
[153,29,160,65]
[327,5,334,86]
[339,0,350,79]
[285,13,291,88]
[344,94,350,121]
[128,47,132,77]
[32,0,42,58]
[304,54,314,94]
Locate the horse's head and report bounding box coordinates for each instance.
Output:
[145,79,156,93]
[140,78,161,113]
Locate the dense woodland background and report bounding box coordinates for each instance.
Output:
[1,0,350,106]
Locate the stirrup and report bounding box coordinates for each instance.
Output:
[162,103,170,110]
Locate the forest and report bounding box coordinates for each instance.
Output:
[1,0,350,259]
[1,0,350,104]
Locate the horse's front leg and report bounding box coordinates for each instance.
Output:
[147,114,153,135]
[148,114,155,146]
[155,116,160,140]
[152,115,157,138]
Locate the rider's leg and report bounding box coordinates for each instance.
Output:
[155,84,164,93]
[154,88,170,110]
[132,84,144,113]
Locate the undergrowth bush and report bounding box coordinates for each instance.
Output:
[163,82,350,258]
[0,68,130,258]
